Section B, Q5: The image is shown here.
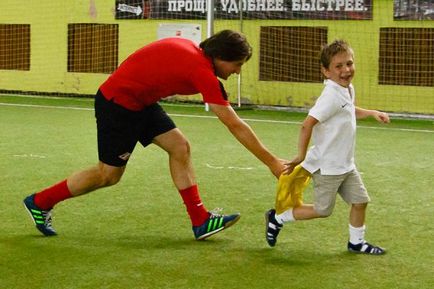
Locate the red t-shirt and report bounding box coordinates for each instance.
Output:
[99,37,229,111]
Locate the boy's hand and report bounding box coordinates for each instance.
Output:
[374,111,390,124]
[283,156,304,175]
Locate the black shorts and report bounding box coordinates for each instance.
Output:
[94,90,176,167]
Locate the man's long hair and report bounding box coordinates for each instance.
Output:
[200,30,252,62]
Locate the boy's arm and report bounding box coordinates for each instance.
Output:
[355,106,390,123]
[285,115,318,174]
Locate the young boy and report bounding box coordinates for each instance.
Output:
[265,40,390,255]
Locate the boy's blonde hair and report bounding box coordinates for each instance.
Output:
[320,40,354,69]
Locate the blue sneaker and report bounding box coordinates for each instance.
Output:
[193,211,240,240]
[23,194,57,236]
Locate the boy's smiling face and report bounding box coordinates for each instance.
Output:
[322,51,355,88]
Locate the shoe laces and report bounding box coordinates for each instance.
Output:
[41,210,54,228]
[209,207,224,217]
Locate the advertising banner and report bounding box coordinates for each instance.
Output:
[394,0,434,20]
[115,0,373,20]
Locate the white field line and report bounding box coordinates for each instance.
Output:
[206,163,255,170]
[0,102,94,111]
[1,102,433,134]
[3,94,94,102]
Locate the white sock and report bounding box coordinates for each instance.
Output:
[349,224,366,245]
[275,208,295,224]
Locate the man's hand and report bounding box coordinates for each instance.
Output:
[270,158,289,179]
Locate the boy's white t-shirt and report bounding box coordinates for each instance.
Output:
[302,79,357,175]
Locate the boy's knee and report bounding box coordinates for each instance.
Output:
[314,206,334,218]
[353,202,368,208]
[352,202,368,211]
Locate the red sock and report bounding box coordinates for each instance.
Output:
[179,185,209,226]
[34,179,73,210]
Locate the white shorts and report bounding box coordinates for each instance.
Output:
[312,168,370,216]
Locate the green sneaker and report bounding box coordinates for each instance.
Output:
[193,211,240,240]
[23,194,57,236]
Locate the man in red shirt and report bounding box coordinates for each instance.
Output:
[24,30,285,240]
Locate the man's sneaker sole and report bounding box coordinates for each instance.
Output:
[196,214,241,240]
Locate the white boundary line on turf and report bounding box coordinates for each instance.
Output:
[206,163,255,170]
[168,113,302,125]
[1,94,204,107]
[1,102,433,134]
[0,102,94,111]
[1,94,95,102]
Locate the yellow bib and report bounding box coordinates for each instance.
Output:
[275,165,311,214]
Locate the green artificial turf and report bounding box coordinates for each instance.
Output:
[0,95,433,289]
